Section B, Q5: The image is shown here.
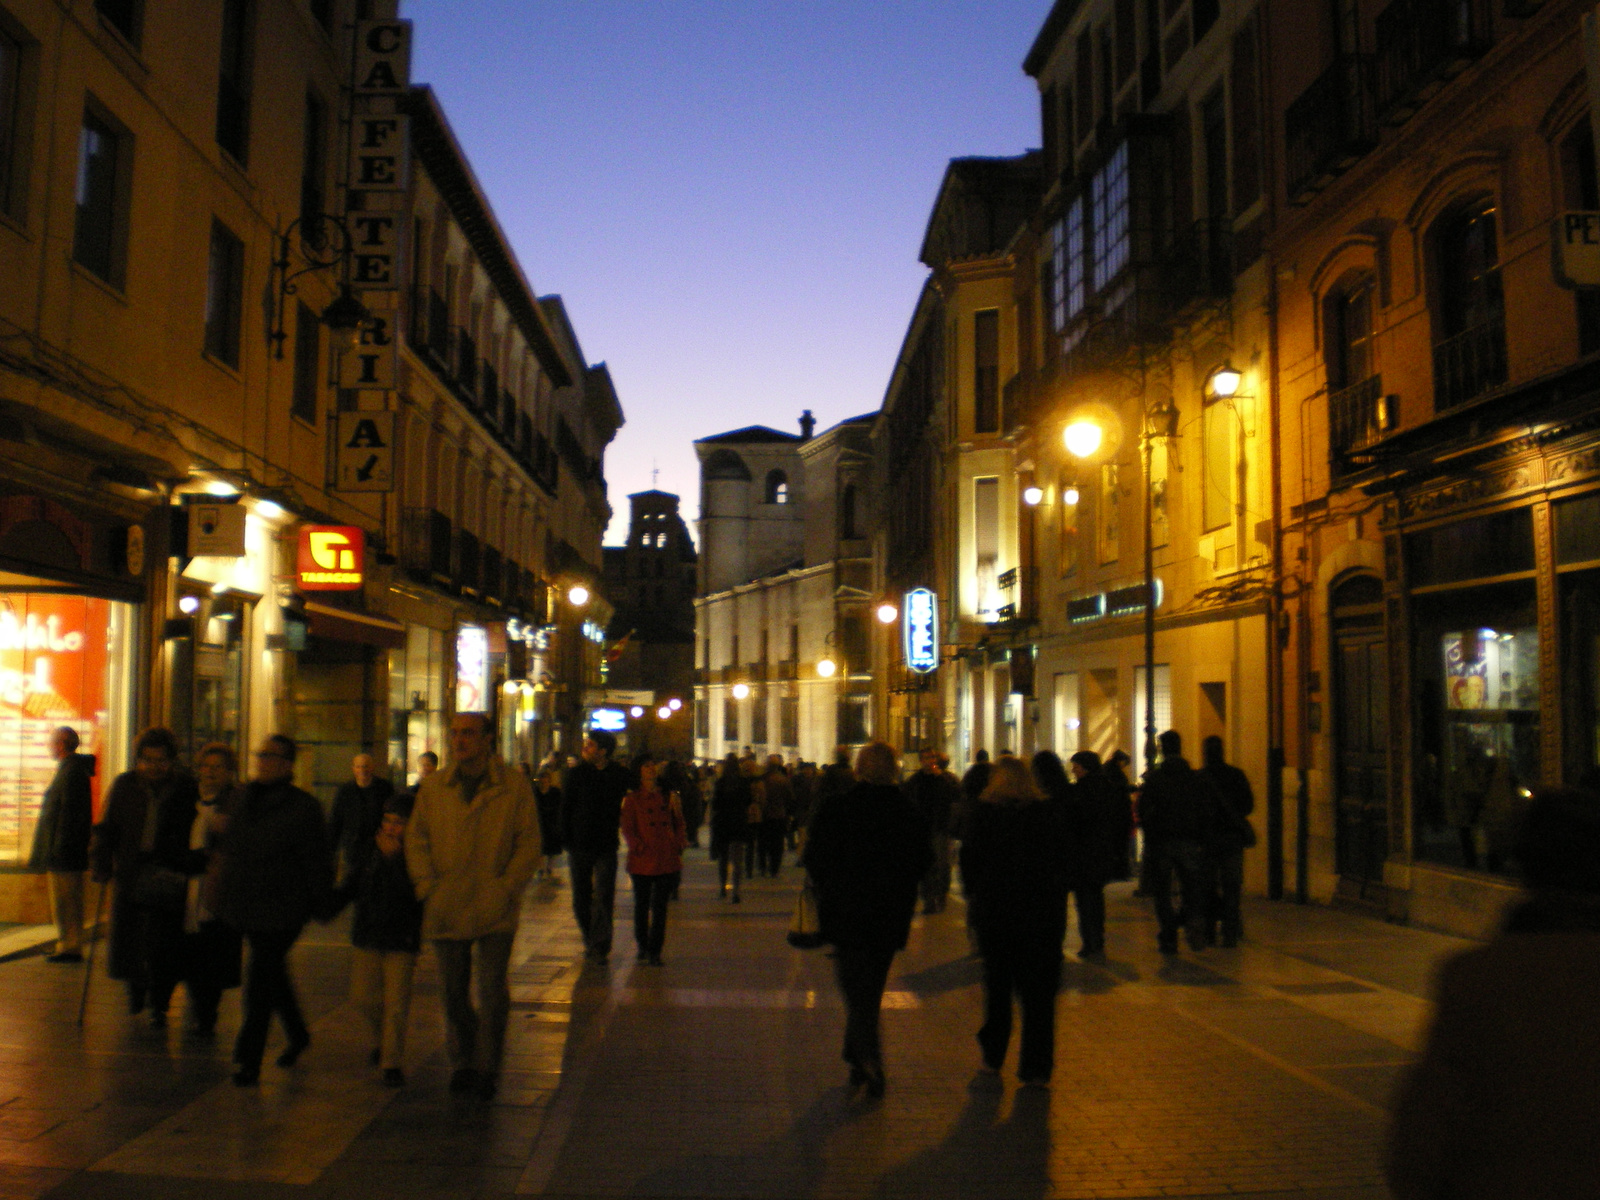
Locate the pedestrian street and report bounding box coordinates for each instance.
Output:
[0,851,1472,1200]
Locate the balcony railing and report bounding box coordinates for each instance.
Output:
[1286,54,1377,203]
[1375,0,1490,124]
[1433,316,1507,411]
[1329,374,1388,469]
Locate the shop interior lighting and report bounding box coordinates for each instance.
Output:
[667,697,682,711]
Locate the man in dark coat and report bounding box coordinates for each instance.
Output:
[91,727,198,1023]
[215,734,332,1086]
[1137,730,1217,954]
[561,731,631,961]
[328,753,394,886]
[1198,735,1255,947]
[803,742,930,1098]
[903,747,961,913]
[30,726,95,962]
[1065,750,1119,958]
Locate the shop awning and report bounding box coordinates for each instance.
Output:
[303,602,407,649]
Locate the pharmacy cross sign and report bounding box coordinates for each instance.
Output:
[903,588,939,674]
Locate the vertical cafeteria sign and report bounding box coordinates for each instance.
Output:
[338,18,411,397]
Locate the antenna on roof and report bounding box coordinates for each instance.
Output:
[652,459,659,488]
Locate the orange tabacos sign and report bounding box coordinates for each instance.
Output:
[296,526,365,591]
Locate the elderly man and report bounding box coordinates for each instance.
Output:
[31,727,95,962]
[406,712,540,1100]
[329,752,394,886]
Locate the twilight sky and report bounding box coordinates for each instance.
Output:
[402,1,1051,545]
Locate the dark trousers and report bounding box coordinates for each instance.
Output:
[122,902,185,1013]
[1150,840,1209,950]
[234,927,307,1071]
[568,849,617,955]
[977,942,1062,1080]
[833,943,896,1075]
[759,820,786,876]
[433,932,514,1075]
[1070,884,1106,954]
[920,832,951,912]
[631,873,677,958]
[1207,848,1244,944]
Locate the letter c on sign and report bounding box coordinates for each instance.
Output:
[367,25,402,53]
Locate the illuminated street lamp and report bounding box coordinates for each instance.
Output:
[567,584,590,608]
[1062,419,1104,459]
[1022,485,1044,507]
[1209,362,1242,399]
[657,706,672,720]
[1062,485,1080,506]
[876,602,898,625]
[731,682,750,700]
[667,697,682,711]
[815,657,837,679]
[630,705,644,718]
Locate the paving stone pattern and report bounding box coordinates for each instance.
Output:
[0,848,1473,1200]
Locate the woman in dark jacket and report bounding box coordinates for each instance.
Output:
[962,756,1069,1085]
[709,754,752,903]
[802,742,930,1098]
[1039,749,1117,959]
[1104,749,1136,882]
[214,734,332,1086]
[533,765,564,878]
[90,727,199,1026]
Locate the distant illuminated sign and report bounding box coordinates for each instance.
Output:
[589,708,627,733]
[455,626,488,713]
[904,588,938,674]
[296,526,364,591]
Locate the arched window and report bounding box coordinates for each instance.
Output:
[765,469,789,504]
[1324,271,1386,465]
[1430,197,1506,411]
[839,484,858,539]
[704,449,751,480]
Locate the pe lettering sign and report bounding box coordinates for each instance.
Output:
[903,588,938,674]
[1554,211,1600,288]
[335,412,396,493]
[297,526,365,591]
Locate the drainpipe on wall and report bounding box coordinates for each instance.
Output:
[1265,262,1287,902]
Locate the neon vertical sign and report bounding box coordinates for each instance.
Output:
[903,588,938,674]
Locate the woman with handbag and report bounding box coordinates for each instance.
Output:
[620,755,686,965]
[90,727,199,1028]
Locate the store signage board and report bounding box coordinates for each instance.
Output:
[589,708,628,733]
[353,19,412,93]
[1553,211,1600,288]
[296,526,364,591]
[335,412,396,492]
[455,625,489,713]
[188,505,247,557]
[347,211,402,291]
[903,588,938,674]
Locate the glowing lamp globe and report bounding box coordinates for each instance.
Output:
[567,585,590,607]
[731,682,750,700]
[816,658,837,679]
[1063,420,1103,459]
[876,603,898,625]
[1023,486,1044,506]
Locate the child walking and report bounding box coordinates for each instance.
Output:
[349,801,424,1086]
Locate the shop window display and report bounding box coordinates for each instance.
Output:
[0,595,132,864]
[1412,581,1539,876]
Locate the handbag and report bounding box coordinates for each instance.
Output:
[787,877,826,949]
[129,860,189,910]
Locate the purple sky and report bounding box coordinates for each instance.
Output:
[402,1,1051,545]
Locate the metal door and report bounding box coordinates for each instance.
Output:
[1332,575,1388,892]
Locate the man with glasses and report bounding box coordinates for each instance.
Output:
[406,712,540,1100]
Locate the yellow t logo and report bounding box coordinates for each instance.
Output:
[309,532,354,571]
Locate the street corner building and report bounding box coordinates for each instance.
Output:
[0,0,620,922]
[686,0,1600,938]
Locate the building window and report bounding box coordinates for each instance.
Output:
[300,93,326,227]
[291,302,320,423]
[765,469,788,504]
[974,475,1000,617]
[722,695,739,742]
[0,24,22,218]
[1327,275,1376,391]
[1430,197,1506,411]
[72,105,126,285]
[1202,396,1236,532]
[204,219,245,368]
[1098,463,1120,563]
[695,697,709,739]
[973,309,1000,434]
[751,688,768,745]
[779,695,798,747]
[839,484,858,539]
[840,613,869,675]
[95,0,141,45]
[838,695,870,745]
[216,0,252,165]
[1091,142,1130,291]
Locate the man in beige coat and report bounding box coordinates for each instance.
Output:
[406,712,541,1100]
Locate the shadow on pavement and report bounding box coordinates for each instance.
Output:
[898,955,983,1000]
[871,1080,1051,1200]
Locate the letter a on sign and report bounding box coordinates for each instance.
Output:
[335,411,396,493]
[354,20,412,93]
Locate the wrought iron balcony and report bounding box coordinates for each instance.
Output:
[1375,0,1490,125]
[1285,54,1377,204]
[1328,374,1388,471]
[1433,316,1507,411]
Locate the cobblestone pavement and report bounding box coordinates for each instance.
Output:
[0,848,1474,1200]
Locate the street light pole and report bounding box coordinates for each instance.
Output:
[1142,422,1158,777]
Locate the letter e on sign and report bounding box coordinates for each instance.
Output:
[297,525,365,591]
[1553,211,1600,288]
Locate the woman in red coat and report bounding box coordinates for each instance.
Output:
[621,755,687,966]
